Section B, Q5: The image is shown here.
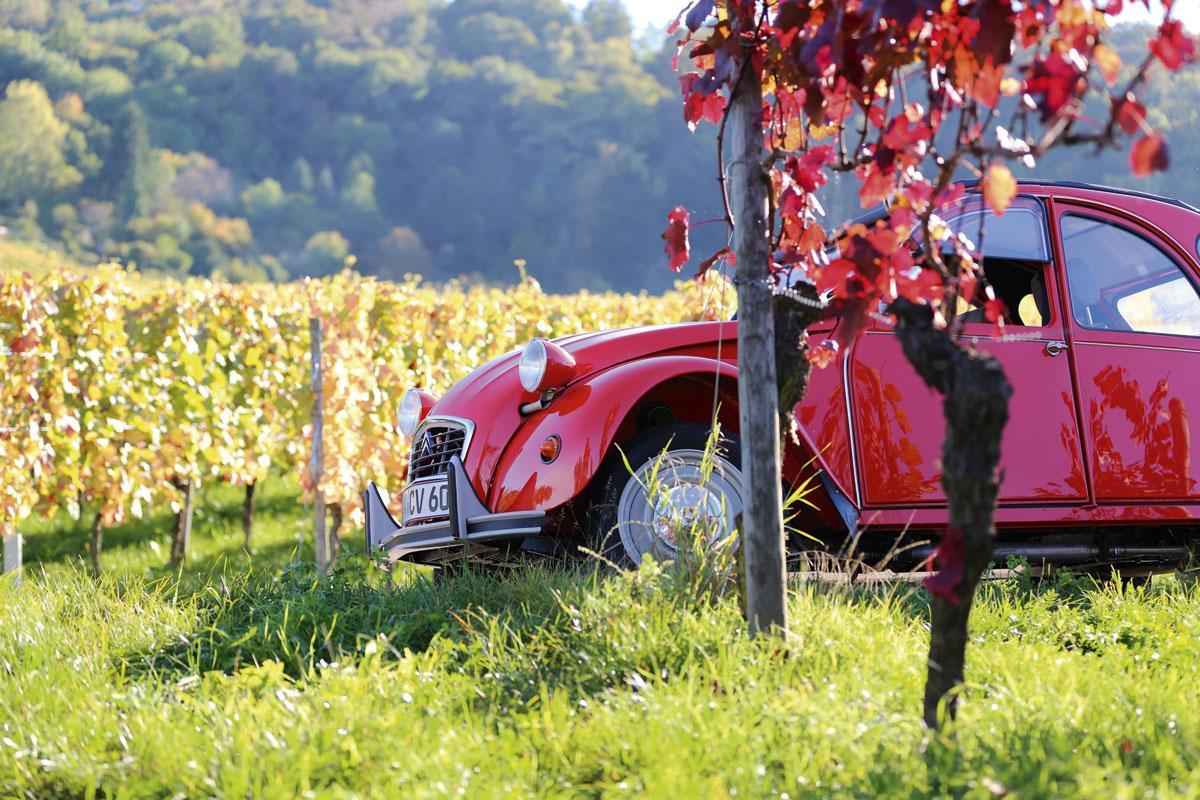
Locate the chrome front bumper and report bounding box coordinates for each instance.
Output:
[364,455,546,562]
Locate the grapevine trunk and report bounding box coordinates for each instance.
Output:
[773,289,823,431]
[892,298,1012,728]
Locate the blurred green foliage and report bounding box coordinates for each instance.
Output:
[0,0,731,290]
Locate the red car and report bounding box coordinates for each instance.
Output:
[366,181,1200,574]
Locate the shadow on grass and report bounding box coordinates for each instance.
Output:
[119,558,592,683]
[20,480,305,571]
[21,504,177,566]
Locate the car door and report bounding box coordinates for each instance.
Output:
[1054,205,1200,502]
[849,196,1090,507]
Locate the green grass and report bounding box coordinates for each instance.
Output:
[3,485,1200,798]
[0,239,81,278]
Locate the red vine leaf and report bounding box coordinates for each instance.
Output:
[1025,53,1084,120]
[680,73,726,131]
[1150,20,1197,71]
[1130,133,1170,177]
[7,333,38,353]
[923,526,967,604]
[662,206,691,272]
[1113,96,1147,135]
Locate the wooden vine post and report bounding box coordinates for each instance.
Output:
[242,482,256,549]
[1,323,22,585]
[310,317,331,574]
[169,480,196,568]
[1,526,20,586]
[727,44,788,636]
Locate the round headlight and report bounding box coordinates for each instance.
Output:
[517,338,577,395]
[519,339,548,393]
[398,388,434,437]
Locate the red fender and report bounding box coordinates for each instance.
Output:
[487,355,855,536]
[488,356,733,513]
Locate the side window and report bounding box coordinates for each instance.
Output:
[945,198,1053,328]
[947,205,1050,261]
[1060,214,1200,337]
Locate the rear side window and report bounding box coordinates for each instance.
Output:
[1061,214,1200,337]
[946,204,1050,261]
[943,197,1052,327]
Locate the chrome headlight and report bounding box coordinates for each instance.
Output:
[518,338,577,395]
[518,339,548,393]
[398,388,434,436]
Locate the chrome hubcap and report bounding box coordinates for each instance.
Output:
[616,448,743,564]
[650,484,727,548]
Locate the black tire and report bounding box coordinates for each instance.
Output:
[584,423,742,568]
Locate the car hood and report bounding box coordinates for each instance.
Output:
[438,320,734,408]
[429,320,735,500]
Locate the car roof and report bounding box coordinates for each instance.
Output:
[965,179,1200,264]
[961,178,1200,214]
[837,180,1200,265]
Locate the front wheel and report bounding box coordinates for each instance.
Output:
[585,423,744,567]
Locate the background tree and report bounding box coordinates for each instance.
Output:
[109,101,156,225]
[0,80,81,207]
[667,0,1192,727]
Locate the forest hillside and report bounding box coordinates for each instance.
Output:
[0,1,1196,291]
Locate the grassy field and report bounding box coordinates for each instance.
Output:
[3,483,1200,798]
[0,239,83,278]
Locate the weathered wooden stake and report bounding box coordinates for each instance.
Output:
[89,511,103,577]
[1,528,21,587]
[243,481,256,550]
[310,317,331,575]
[170,480,195,568]
[328,502,343,568]
[727,49,788,636]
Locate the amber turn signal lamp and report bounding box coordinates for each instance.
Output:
[540,434,562,464]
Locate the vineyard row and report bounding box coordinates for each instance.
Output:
[0,264,733,569]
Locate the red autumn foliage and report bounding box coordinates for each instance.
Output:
[1114,96,1148,135]
[1150,19,1197,71]
[1130,133,1171,177]
[664,0,1194,625]
[923,526,967,604]
[662,206,691,273]
[6,333,38,354]
[680,73,727,131]
[664,0,1188,336]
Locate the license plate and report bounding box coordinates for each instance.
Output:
[402,479,450,524]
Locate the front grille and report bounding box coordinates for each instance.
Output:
[408,420,469,480]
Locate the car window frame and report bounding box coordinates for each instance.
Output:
[946,195,1059,333]
[943,203,1052,264]
[1058,211,1200,342]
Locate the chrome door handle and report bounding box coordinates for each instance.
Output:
[1045,340,1069,357]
